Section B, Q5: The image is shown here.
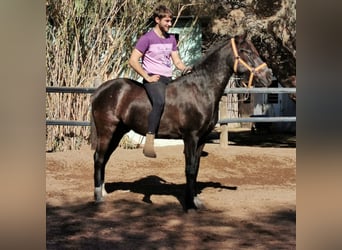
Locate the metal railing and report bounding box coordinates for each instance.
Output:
[46,87,296,126]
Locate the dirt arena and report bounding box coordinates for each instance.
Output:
[46,130,296,249]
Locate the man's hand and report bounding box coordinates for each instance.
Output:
[182,66,192,75]
[145,74,160,83]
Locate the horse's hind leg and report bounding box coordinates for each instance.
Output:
[183,135,205,210]
[94,124,128,202]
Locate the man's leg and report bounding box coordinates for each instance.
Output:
[143,79,168,157]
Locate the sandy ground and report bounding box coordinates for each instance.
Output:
[46,130,296,249]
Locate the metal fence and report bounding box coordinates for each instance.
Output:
[46,87,95,126]
[221,87,296,123]
[46,87,296,126]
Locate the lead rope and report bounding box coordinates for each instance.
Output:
[230,38,267,88]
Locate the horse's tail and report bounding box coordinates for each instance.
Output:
[89,94,97,150]
[88,81,112,150]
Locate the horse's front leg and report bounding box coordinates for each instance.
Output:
[93,150,108,202]
[184,136,205,210]
[192,142,205,208]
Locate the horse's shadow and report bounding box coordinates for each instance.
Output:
[105,175,237,210]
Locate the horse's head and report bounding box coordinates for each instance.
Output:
[231,33,273,87]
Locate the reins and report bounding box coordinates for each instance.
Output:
[231,38,267,88]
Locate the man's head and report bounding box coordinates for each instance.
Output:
[153,5,173,21]
[153,5,173,33]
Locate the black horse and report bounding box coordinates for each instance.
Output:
[91,34,273,210]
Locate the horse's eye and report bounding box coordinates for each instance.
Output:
[240,49,251,54]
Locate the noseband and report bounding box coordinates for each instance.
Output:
[231,38,267,88]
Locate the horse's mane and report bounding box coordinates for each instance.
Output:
[192,36,232,70]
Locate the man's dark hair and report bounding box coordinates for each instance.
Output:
[153,5,173,20]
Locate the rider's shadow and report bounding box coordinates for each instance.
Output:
[105,175,237,210]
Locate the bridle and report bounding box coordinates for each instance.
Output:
[231,37,267,88]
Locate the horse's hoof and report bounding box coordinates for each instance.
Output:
[185,196,204,211]
[194,196,205,209]
[94,198,104,204]
[102,189,108,197]
[94,187,105,203]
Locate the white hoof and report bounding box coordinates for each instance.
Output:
[101,183,107,197]
[194,196,204,209]
[94,186,105,202]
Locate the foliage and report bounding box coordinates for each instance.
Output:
[46,0,200,151]
[46,0,157,151]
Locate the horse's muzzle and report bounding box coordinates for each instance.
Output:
[256,68,273,87]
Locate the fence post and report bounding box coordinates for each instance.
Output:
[219,95,228,148]
[90,76,102,150]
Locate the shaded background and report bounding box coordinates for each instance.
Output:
[1,0,342,249]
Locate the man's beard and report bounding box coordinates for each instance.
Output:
[159,24,169,34]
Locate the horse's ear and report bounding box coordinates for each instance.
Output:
[235,32,247,43]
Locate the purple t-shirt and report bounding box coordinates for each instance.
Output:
[135,30,177,77]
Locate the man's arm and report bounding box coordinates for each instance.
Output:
[171,51,192,75]
[171,51,186,71]
[129,49,160,82]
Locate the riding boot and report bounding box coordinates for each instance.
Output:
[143,133,157,158]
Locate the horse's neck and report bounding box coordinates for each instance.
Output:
[198,46,234,98]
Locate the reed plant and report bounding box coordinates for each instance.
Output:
[46,0,198,151]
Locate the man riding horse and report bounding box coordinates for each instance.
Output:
[129,5,191,158]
